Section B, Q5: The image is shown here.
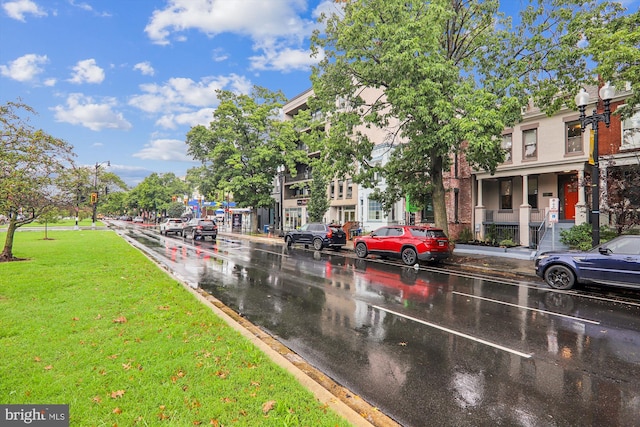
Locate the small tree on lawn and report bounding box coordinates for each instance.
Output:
[0,101,76,261]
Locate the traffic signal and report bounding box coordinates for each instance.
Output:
[91,193,98,204]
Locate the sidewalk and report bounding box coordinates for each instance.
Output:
[219,231,541,282]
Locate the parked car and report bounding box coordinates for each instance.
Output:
[354,225,450,265]
[160,218,184,236]
[284,223,347,251]
[183,218,217,240]
[534,235,640,290]
[133,216,144,223]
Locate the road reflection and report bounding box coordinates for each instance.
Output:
[126,230,640,427]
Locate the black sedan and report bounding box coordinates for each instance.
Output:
[284,223,346,251]
[182,218,217,240]
[534,235,640,290]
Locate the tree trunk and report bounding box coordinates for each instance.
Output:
[251,209,259,234]
[0,220,17,261]
[430,154,449,237]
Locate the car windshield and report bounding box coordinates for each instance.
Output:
[200,220,214,226]
[409,228,447,238]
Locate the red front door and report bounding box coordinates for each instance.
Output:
[564,180,578,220]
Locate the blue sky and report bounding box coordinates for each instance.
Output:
[1,0,637,187]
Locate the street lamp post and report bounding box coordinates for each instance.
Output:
[92,161,110,227]
[277,165,285,236]
[575,83,615,248]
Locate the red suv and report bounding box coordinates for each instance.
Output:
[354,225,450,265]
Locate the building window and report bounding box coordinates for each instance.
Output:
[566,121,583,153]
[523,129,537,159]
[622,109,640,148]
[330,181,335,199]
[528,176,538,209]
[421,195,435,223]
[368,200,382,220]
[500,179,513,210]
[501,134,512,163]
[338,180,344,199]
[346,179,353,199]
[454,189,459,223]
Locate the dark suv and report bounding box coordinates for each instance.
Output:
[284,223,347,251]
[182,218,217,240]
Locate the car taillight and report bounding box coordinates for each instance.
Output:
[327,229,333,238]
[197,225,203,230]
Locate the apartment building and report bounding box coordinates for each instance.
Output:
[472,87,638,248]
[279,87,471,237]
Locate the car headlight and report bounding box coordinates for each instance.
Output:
[535,254,550,262]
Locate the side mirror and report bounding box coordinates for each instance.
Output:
[598,246,611,255]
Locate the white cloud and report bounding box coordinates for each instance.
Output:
[68,59,105,84]
[143,0,318,70]
[133,61,155,76]
[52,93,132,131]
[43,77,56,86]
[128,74,251,128]
[133,138,196,162]
[249,43,319,72]
[2,0,47,21]
[0,53,48,82]
[155,108,216,130]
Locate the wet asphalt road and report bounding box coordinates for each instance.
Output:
[122,224,640,427]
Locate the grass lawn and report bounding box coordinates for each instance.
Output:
[0,231,352,426]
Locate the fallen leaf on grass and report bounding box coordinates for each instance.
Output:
[110,390,126,399]
[44,365,53,370]
[113,316,127,324]
[262,400,276,414]
[92,396,102,403]
[72,317,80,321]
[34,357,41,362]
[158,305,170,311]
[112,407,122,414]
[122,363,131,370]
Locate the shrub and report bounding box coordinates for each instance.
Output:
[499,239,517,247]
[560,224,618,250]
[456,228,474,242]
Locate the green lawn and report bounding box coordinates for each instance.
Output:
[0,231,352,426]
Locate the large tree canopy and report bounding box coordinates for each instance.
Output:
[185,86,309,233]
[1,101,76,261]
[310,0,628,234]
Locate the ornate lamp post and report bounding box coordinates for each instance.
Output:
[92,160,110,227]
[574,82,615,248]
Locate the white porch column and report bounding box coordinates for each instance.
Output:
[519,175,531,247]
[575,169,588,225]
[474,178,486,241]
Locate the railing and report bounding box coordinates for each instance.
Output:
[530,211,549,250]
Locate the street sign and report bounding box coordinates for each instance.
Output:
[549,197,559,224]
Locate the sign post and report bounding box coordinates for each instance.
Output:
[549,198,559,250]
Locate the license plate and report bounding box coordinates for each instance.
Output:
[438,241,444,246]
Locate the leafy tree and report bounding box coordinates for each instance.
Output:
[604,161,640,234]
[186,86,309,233]
[307,168,330,222]
[1,101,76,261]
[128,172,187,219]
[310,0,628,235]
[582,9,640,120]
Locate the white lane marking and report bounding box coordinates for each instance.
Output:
[372,305,533,359]
[452,291,600,325]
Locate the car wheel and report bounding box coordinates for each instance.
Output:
[285,236,293,247]
[160,229,164,235]
[313,238,323,251]
[544,265,576,290]
[178,231,183,237]
[401,247,418,266]
[355,242,368,258]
